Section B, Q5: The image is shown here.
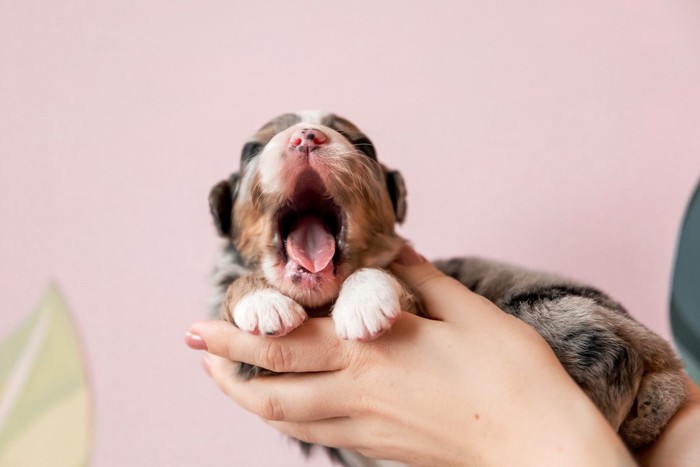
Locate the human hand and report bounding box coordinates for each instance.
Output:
[186,247,634,466]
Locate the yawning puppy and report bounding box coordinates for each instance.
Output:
[209,111,687,460]
[209,111,416,343]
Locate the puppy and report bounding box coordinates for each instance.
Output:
[209,111,688,458]
[209,111,418,345]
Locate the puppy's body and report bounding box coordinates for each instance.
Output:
[209,111,687,462]
[436,257,687,447]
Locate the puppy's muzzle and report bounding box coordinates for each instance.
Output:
[288,128,327,154]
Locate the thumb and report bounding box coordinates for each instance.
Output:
[390,246,492,322]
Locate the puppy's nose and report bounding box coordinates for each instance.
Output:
[289,128,327,151]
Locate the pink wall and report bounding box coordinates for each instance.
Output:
[1,1,699,465]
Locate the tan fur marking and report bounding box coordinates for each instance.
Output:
[222,273,271,322]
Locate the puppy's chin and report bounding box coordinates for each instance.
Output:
[262,255,344,308]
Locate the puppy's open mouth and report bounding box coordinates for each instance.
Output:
[276,171,343,275]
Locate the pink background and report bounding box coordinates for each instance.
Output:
[1,1,699,466]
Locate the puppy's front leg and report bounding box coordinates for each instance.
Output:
[224,274,307,336]
[332,268,408,341]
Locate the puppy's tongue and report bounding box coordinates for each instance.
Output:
[286,215,336,273]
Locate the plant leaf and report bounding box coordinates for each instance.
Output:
[0,285,92,466]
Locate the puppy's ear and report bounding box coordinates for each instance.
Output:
[208,173,240,237]
[240,142,263,165]
[350,136,377,160]
[384,170,407,224]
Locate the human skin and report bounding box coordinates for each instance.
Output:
[186,247,696,466]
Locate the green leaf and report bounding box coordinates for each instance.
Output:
[0,285,92,466]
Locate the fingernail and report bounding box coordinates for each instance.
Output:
[394,245,427,266]
[184,332,208,351]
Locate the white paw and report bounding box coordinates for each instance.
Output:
[233,289,307,336]
[333,269,403,341]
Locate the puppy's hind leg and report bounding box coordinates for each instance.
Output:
[619,368,688,448]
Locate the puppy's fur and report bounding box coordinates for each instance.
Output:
[209,111,688,461]
[210,111,418,347]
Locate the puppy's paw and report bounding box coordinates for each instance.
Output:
[332,268,403,341]
[232,289,307,336]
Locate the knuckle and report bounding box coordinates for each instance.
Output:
[261,340,292,371]
[259,393,285,421]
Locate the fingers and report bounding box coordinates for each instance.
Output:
[187,318,351,373]
[267,419,400,462]
[267,417,359,450]
[391,246,494,322]
[206,354,352,422]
